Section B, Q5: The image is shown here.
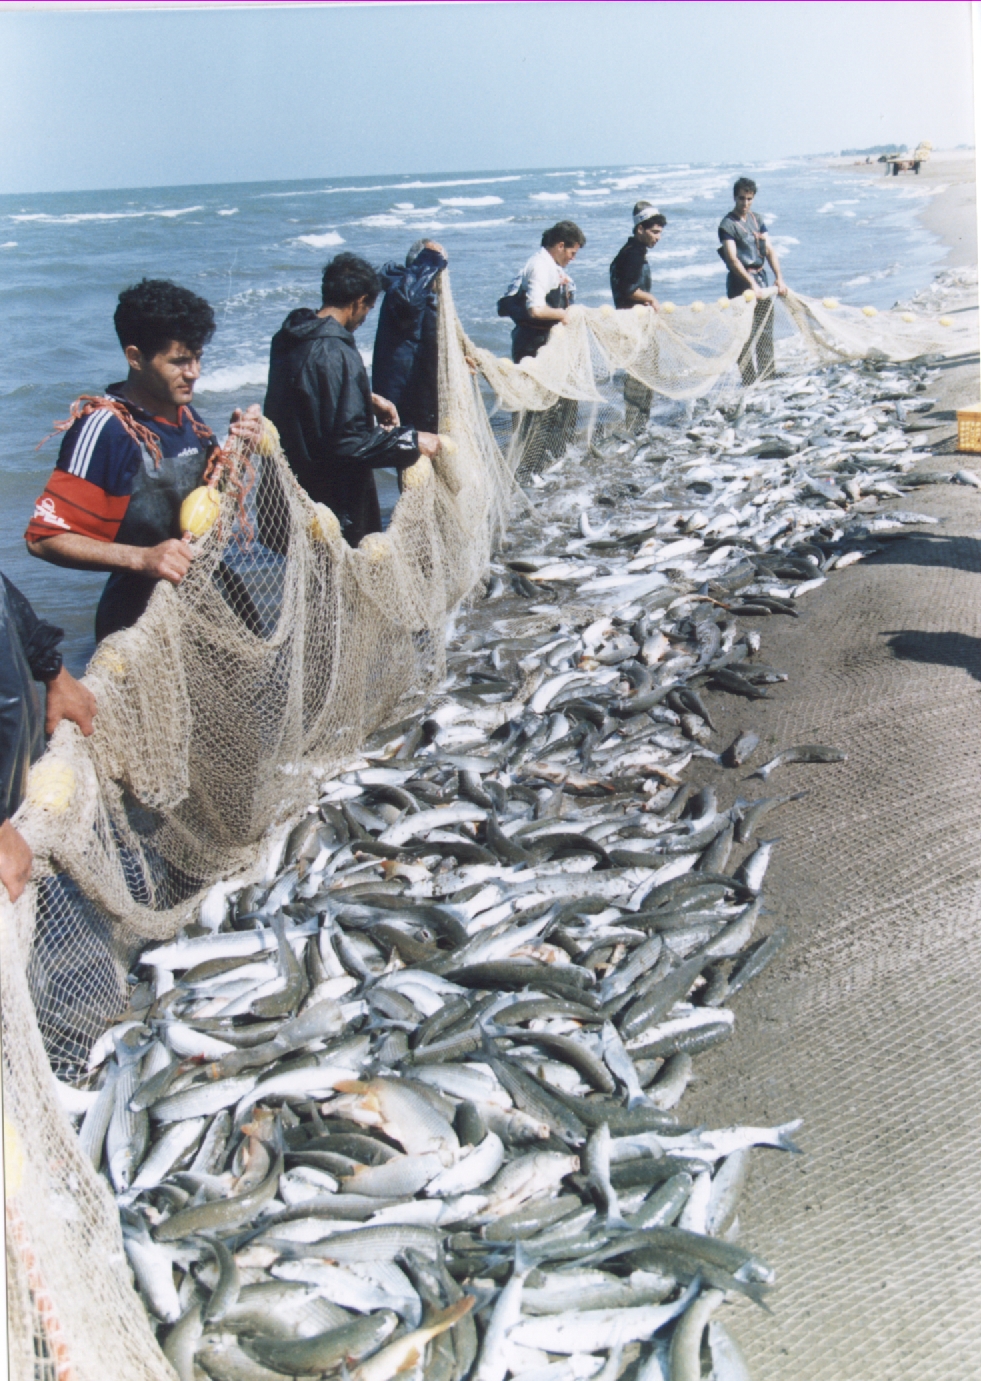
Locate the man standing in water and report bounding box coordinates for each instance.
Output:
[718,177,789,384]
[264,252,441,549]
[26,279,259,640]
[501,221,585,476]
[610,201,668,431]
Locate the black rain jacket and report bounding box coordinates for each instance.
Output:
[264,310,420,547]
[371,246,447,433]
[1,574,64,825]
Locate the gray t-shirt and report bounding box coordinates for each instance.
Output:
[718,211,768,270]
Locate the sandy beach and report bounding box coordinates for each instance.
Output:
[681,155,981,1379]
[829,146,979,269]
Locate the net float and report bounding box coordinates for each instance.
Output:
[179,486,222,538]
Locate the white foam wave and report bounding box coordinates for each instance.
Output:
[10,206,203,224]
[0,241,16,249]
[655,248,699,260]
[296,231,346,249]
[530,192,570,202]
[196,362,269,394]
[844,264,900,286]
[355,215,512,231]
[656,261,726,282]
[439,196,503,207]
[574,189,611,197]
[217,208,239,217]
[392,176,522,189]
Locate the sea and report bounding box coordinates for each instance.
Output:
[0,157,949,674]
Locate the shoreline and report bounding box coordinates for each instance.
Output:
[824,147,978,269]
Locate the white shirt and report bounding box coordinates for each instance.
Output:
[520,246,573,311]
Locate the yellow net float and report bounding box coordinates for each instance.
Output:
[862,305,878,317]
[95,647,126,681]
[27,758,75,814]
[601,304,615,318]
[401,455,432,489]
[308,504,341,544]
[661,302,676,314]
[717,297,730,309]
[256,417,281,457]
[361,533,391,563]
[900,312,916,323]
[439,435,458,456]
[742,290,755,304]
[939,316,953,327]
[822,297,839,309]
[179,486,222,538]
[690,301,705,313]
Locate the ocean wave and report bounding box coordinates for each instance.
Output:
[655,247,699,260]
[574,189,611,197]
[296,231,345,248]
[354,215,513,232]
[656,261,726,282]
[10,206,203,224]
[438,196,503,207]
[196,362,269,394]
[817,201,860,214]
[844,264,899,286]
[530,192,570,202]
[217,209,239,217]
[391,176,522,190]
[0,241,16,249]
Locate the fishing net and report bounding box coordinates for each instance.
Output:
[0,271,969,1380]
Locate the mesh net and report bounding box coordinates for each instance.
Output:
[0,273,970,1380]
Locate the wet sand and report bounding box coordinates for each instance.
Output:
[680,157,980,1378]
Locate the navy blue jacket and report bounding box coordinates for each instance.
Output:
[1,575,63,825]
[371,247,447,433]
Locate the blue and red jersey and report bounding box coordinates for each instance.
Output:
[26,385,218,549]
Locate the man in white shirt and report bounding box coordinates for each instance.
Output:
[505,221,585,479]
[510,220,586,364]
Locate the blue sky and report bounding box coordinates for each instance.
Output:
[0,2,974,194]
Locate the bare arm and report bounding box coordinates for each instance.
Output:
[764,240,788,295]
[27,532,194,586]
[628,287,660,309]
[0,819,32,902]
[527,304,570,324]
[43,665,96,737]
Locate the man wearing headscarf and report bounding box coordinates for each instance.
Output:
[609,202,668,432]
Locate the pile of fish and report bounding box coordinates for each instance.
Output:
[62,305,974,1381]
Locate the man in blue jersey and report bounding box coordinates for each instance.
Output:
[26,279,259,640]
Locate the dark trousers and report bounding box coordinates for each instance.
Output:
[727,269,775,385]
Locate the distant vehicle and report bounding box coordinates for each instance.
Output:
[879,141,932,175]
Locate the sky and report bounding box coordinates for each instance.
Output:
[0,1,975,195]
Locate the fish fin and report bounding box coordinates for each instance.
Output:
[396,1347,423,1372]
[626,1092,654,1111]
[777,1119,804,1154]
[334,1079,369,1094]
[421,1296,475,1342]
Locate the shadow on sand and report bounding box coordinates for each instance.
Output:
[883,629,981,683]
[868,531,981,575]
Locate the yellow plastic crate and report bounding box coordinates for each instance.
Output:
[957,404,981,453]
